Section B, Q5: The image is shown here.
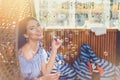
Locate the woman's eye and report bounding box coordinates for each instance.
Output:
[30,28,36,30]
[30,28,33,30]
[37,23,40,27]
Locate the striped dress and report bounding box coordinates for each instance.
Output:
[73,44,115,80]
[54,44,116,80]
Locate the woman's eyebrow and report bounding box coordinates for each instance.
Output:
[37,23,40,26]
[29,25,35,28]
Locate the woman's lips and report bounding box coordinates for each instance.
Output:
[35,33,43,36]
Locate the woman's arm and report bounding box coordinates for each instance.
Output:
[42,37,62,74]
[41,49,57,74]
[35,72,60,80]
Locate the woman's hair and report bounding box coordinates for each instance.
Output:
[18,17,38,49]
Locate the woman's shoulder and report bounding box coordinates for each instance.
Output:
[18,48,22,56]
[18,49,27,61]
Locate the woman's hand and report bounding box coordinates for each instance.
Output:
[51,36,63,50]
[40,72,60,80]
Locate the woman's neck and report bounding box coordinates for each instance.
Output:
[21,40,40,60]
[27,40,39,49]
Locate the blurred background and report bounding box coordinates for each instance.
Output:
[0,0,120,80]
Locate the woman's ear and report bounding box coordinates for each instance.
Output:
[23,34,28,38]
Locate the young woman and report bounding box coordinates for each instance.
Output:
[18,17,61,80]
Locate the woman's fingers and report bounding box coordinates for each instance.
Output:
[40,72,60,80]
[48,72,60,80]
[51,37,62,50]
[51,73,60,77]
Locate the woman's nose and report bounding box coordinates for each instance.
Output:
[37,27,42,32]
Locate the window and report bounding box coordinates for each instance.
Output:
[34,0,120,29]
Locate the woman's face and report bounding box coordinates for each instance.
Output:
[24,19,43,41]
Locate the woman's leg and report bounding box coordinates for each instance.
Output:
[73,44,93,80]
[46,51,77,80]
[73,44,116,80]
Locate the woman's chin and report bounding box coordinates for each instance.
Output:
[38,36,44,40]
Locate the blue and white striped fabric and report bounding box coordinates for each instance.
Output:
[73,44,92,80]
[115,65,120,80]
[46,51,77,80]
[73,44,116,80]
[46,44,118,80]
[89,45,115,79]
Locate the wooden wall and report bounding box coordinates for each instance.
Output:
[43,29,117,64]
